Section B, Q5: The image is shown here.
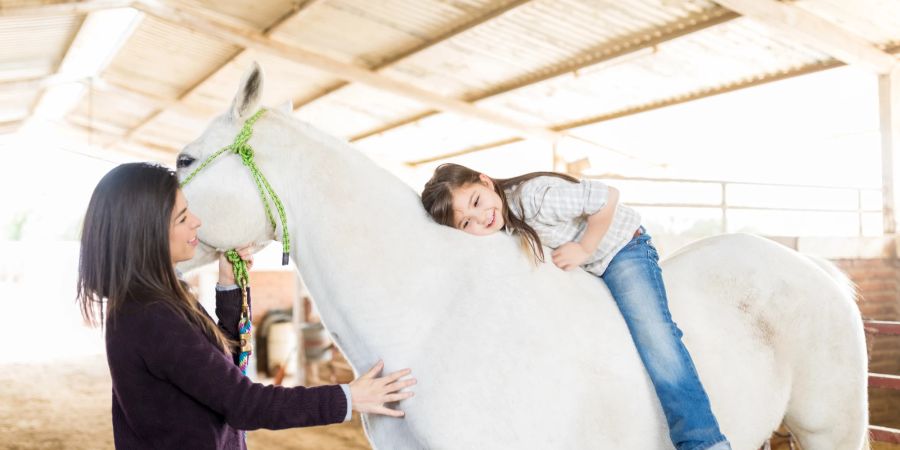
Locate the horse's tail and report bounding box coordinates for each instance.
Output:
[781,251,869,450]
[804,254,859,306]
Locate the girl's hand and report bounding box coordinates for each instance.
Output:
[349,360,416,417]
[217,245,254,285]
[551,242,590,271]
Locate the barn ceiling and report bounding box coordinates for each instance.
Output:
[1,0,898,167]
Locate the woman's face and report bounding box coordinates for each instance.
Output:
[169,189,202,264]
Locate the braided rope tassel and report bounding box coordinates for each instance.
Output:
[227,250,252,375]
[237,310,252,374]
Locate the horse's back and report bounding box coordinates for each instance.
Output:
[368,233,866,449]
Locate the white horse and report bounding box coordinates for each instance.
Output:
[177,63,869,450]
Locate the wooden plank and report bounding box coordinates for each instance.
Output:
[350,7,739,142]
[864,320,900,336]
[406,60,845,166]
[870,425,900,444]
[121,1,308,142]
[292,0,534,110]
[880,68,900,233]
[131,0,563,143]
[869,373,900,390]
[27,13,86,122]
[715,0,897,74]
[0,0,132,17]
[406,42,899,166]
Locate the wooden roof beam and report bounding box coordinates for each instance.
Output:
[349,6,740,142]
[0,0,133,17]
[408,40,900,166]
[116,2,313,144]
[117,0,318,146]
[131,0,564,143]
[407,59,846,166]
[291,0,533,111]
[26,14,87,125]
[714,0,897,74]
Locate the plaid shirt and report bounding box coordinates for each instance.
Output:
[505,176,641,276]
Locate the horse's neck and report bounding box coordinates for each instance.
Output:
[268,115,441,363]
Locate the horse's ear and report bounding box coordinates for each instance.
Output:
[276,100,293,114]
[231,62,263,122]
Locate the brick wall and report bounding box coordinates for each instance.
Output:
[833,258,900,430]
[244,271,297,327]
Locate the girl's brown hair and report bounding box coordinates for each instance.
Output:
[77,162,233,353]
[421,163,578,263]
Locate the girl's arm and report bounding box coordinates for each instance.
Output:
[551,186,619,271]
[578,186,619,253]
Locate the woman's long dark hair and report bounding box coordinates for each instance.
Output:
[77,162,233,353]
[421,163,578,263]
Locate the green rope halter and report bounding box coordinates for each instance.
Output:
[180,108,291,266]
[179,108,290,375]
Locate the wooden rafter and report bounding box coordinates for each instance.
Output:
[409,40,900,166]
[0,119,24,134]
[0,0,132,17]
[130,0,564,142]
[406,58,847,166]
[66,117,177,163]
[714,0,897,74]
[26,14,87,123]
[349,6,740,142]
[291,0,533,111]
[879,67,900,233]
[117,3,311,145]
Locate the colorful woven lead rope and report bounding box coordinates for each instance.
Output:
[180,108,293,375]
[226,249,252,374]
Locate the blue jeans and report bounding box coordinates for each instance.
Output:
[601,228,730,450]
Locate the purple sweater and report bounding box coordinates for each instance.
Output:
[105,287,347,449]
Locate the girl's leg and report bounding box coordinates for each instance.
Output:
[601,230,730,450]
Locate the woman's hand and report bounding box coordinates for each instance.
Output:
[349,360,416,417]
[551,241,590,271]
[217,245,254,285]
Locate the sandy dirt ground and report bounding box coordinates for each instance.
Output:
[0,355,370,450]
[2,356,898,450]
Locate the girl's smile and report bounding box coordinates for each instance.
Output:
[451,174,505,236]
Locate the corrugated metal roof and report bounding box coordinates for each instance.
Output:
[0,12,80,129]
[478,17,834,126]
[795,0,900,47]
[69,84,158,130]
[375,0,725,98]
[169,0,299,30]
[0,89,38,121]
[0,14,81,80]
[101,15,240,100]
[273,0,518,66]
[0,0,897,165]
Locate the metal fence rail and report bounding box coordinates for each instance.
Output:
[863,319,900,443]
[590,174,881,236]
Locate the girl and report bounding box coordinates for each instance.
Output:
[77,162,415,449]
[421,163,729,450]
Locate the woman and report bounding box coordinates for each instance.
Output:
[77,162,414,449]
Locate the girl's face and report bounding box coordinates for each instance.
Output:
[451,174,505,236]
[169,189,202,264]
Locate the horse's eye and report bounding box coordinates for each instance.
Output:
[177,154,196,169]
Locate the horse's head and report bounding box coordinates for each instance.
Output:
[175,62,283,272]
